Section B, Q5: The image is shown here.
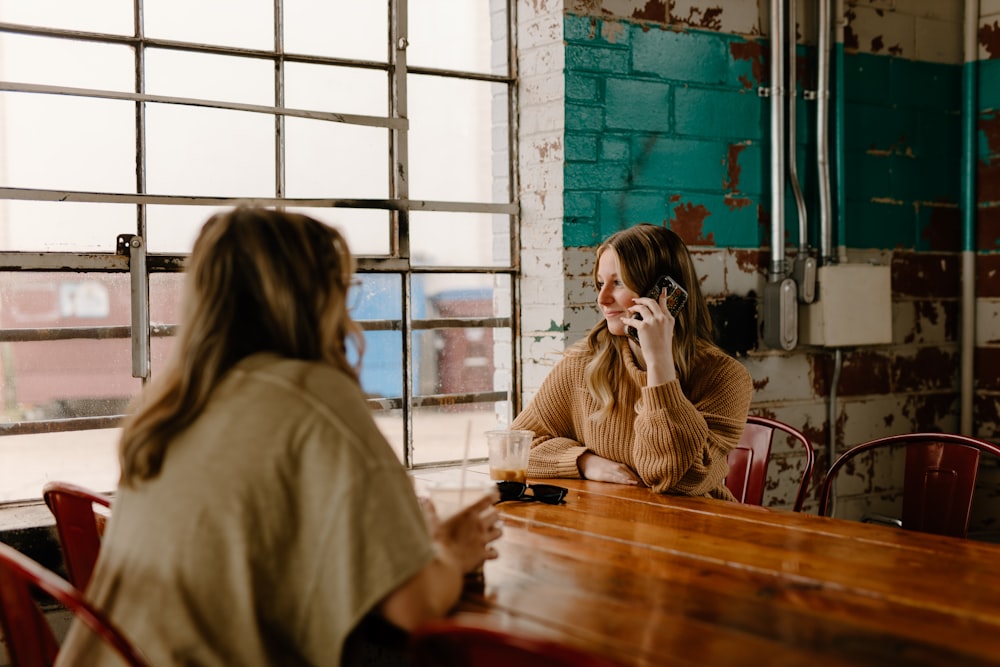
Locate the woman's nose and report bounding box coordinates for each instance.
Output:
[597,285,613,304]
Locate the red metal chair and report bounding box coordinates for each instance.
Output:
[409,617,622,667]
[42,481,111,590]
[726,415,815,512]
[818,432,1000,538]
[0,541,149,667]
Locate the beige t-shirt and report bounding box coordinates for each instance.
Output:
[56,353,434,666]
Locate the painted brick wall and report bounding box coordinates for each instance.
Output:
[517,1,1000,522]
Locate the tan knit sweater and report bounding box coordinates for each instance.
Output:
[511,340,752,500]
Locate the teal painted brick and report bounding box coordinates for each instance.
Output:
[599,191,669,230]
[844,53,891,105]
[665,193,761,248]
[981,59,1000,112]
[566,74,601,102]
[564,219,602,246]
[564,14,631,48]
[843,103,918,153]
[565,191,598,219]
[605,78,671,132]
[601,136,630,161]
[564,162,631,191]
[565,44,630,74]
[565,133,599,162]
[917,109,961,160]
[631,26,732,85]
[980,110,999,162]
[730,142,763,196]
[630,136,729,191]
[844,199,916,249]
[891,154,959,204]
[892,59,960,113]
[566,103,605,132]
[844,151,892,199]
[675,87,762,140]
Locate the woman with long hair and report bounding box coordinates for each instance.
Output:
[57,207,501,666]
[511,223,752,498]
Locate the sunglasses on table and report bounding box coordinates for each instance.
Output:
[496,481,568,505]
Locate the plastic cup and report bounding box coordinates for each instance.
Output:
[485,429,534,484]
[426,477,497,522]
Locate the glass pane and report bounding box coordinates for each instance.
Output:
[144,0,274,50]
[145,49,275,106]
[284,0,387,62]
[0,93,136,192]
[284,119,388,199]
[0,273,139,421]
[408,0,505,75]
[145,105,276,197]
[149,272,183,378]
[413,273,510,318]
[0,201,135,252]
[288,207,391,257]
[0,34,134,91]
[0,0,133,34]
[411,404,498,466]
[408,76,509,203]
[146,205,227,254]
[358,331,402,399]
[352,273,403,400]
[413,327,496,396]
[0,429,121,503]
[371,408,404,463]
[410,212,511,267]
[284,62,387,117]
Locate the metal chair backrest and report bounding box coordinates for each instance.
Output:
[818,432,1000,538]
[0,541,150,667]
[42,481,111,590]
[726,415,815,512]
[409,618,622,667]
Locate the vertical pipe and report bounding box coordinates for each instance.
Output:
[834,0,848,258]
[961,0,979,435]
[788,0,808,255]
[817,0,834,264]
[770,0,786,281]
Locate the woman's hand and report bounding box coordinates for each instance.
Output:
[578,451,641,485]
[623,290,677,385]
[433,492,502,574]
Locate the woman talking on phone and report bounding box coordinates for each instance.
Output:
[511,223,752,499]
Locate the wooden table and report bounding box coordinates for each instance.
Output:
[457,478,1000,666]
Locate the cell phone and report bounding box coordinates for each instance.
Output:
[626,275,688,344]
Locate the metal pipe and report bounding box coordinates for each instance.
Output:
[769,0,786,281]
[788,0,808,255]
[817,0,835,264]
[834,0,848,258]
[961,0,979,435]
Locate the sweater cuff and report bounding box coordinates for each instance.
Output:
[641,379,685,411]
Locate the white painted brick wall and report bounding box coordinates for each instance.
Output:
[518,0,568,401]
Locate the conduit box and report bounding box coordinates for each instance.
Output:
[798,264,892,347]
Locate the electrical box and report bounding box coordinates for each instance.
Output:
[798,264,892,347]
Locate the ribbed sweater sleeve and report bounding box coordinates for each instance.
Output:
[512,344,752,499]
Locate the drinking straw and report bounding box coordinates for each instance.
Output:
[458,419,472,506]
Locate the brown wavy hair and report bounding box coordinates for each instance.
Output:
[119,207,364,485]
[580,223,718,420]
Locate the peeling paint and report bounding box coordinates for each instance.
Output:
[732,249,759,274]
[893,347,957,393]
[977,253,1000,299]
[730,41,764,90]
[723,143,747,192]
[979,113,1000,158]
[843,9,859,51]
[976,206,1000,252]
[630,0,667,23]
[838,350,892,396]
[669,201,715,245]
[979,21,1000,60]
[919,204,961,253]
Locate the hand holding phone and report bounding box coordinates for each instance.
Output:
[626,275,688,344]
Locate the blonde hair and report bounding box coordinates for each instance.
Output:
[118,207,364,485]
[581,223,718,420]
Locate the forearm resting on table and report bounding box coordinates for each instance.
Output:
[377,547,463,631]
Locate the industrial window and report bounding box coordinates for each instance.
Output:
[0,0,519,503]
